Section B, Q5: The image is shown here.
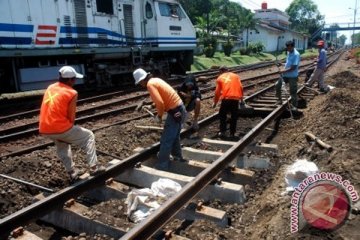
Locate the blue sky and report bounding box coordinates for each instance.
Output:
[231,0,359,43]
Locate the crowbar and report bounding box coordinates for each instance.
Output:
[0,173,54,193]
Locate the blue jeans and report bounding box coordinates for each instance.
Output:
[156,104,186,170]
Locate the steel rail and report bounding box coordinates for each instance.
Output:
[0,50,343,237]
[0,114,147,159]
[0,60,279,122]
[120,103,288,240]
[0,75,280,235]
[116,50,344,240]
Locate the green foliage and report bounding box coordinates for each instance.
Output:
[223,41,234,57]
[246,42,265,55]
[285,0,324,35]
[191,51,276,72]
[239,47,250,55]
[203,35,217,57]
[338,35,347,46]
[204,45,214,58]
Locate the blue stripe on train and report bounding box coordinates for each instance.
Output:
[60,26,196,41]
[0,23,196,42]
[0,23,33,32]
[59,38,196,45]
[0,36,32,44]
[60,26,124,38]
[0,37,196,45]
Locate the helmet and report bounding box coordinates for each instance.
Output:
[59,66,83,79]
[317,40,325,46]
[133,68,149,85]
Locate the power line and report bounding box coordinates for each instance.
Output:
[244,0,261,8]
[235,0,260,10]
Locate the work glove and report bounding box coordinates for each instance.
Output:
[142,105,152,111]
[154,115,162,124]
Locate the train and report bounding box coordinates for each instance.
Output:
[0,0,196,93]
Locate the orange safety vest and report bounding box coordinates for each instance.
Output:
[214,72,243,103]
[39,82,77,134]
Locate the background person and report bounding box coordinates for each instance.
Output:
[39,66,105,182]
[213,66,244,138]
[177,74,201,130]
[305,40,329,93]
[276,40,301,110]
[133,68,186,170]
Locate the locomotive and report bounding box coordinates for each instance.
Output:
[0,0,196,92]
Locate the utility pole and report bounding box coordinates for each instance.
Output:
[352,0,358,46]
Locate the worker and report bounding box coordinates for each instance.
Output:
[276,40,301,110]
[177,74,201,130]
[305,40,329,93]
[133,68,186,170]
[213,66,244,138]
[39,66,105,182]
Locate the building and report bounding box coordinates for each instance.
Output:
[240,2,308,52]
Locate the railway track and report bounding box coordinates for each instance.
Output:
[0,53,333,122]
[0,52,339,145]
[0,51,343,239]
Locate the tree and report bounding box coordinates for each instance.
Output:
[329,23,339,41]
[179,0,211,32]
[239,8,258,48]
[352,32,360,45]
[337,34,347,46]
[285,0,324,35]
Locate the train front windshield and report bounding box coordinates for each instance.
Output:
[158,2,186,19]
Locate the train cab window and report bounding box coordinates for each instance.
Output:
[158,3,185,19]
[145,2,153,19]
[96,0,114,15]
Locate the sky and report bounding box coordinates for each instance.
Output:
[231,0,359,44]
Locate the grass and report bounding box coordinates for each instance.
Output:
[191,49,319,72]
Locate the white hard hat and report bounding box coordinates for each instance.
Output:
[133,68,149,85]
[59,66,83,79]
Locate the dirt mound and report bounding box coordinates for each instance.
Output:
[330,71,360,89]
[236,56,360,239]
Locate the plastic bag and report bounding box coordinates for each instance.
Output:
[285,159,319,192]
[126,178,182,223]
[151,178,182,198]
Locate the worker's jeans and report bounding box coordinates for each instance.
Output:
[306,68,325,89]
[43,125,98,172]
[157,104,186,170]
[275,76,298,107]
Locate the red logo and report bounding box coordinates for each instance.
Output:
[301,182,350,230]
[35,25,57,45]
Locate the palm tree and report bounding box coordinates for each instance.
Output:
[239,8,258,48]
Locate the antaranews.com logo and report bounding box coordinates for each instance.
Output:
[290,172,359,233]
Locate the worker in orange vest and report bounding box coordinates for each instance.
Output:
[213,66,244,138]
[39,66,105,182]
[133,68,186,170]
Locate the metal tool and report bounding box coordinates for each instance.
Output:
[278,74,294,118]
[142,106,155,117]
[0,174,54,193]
